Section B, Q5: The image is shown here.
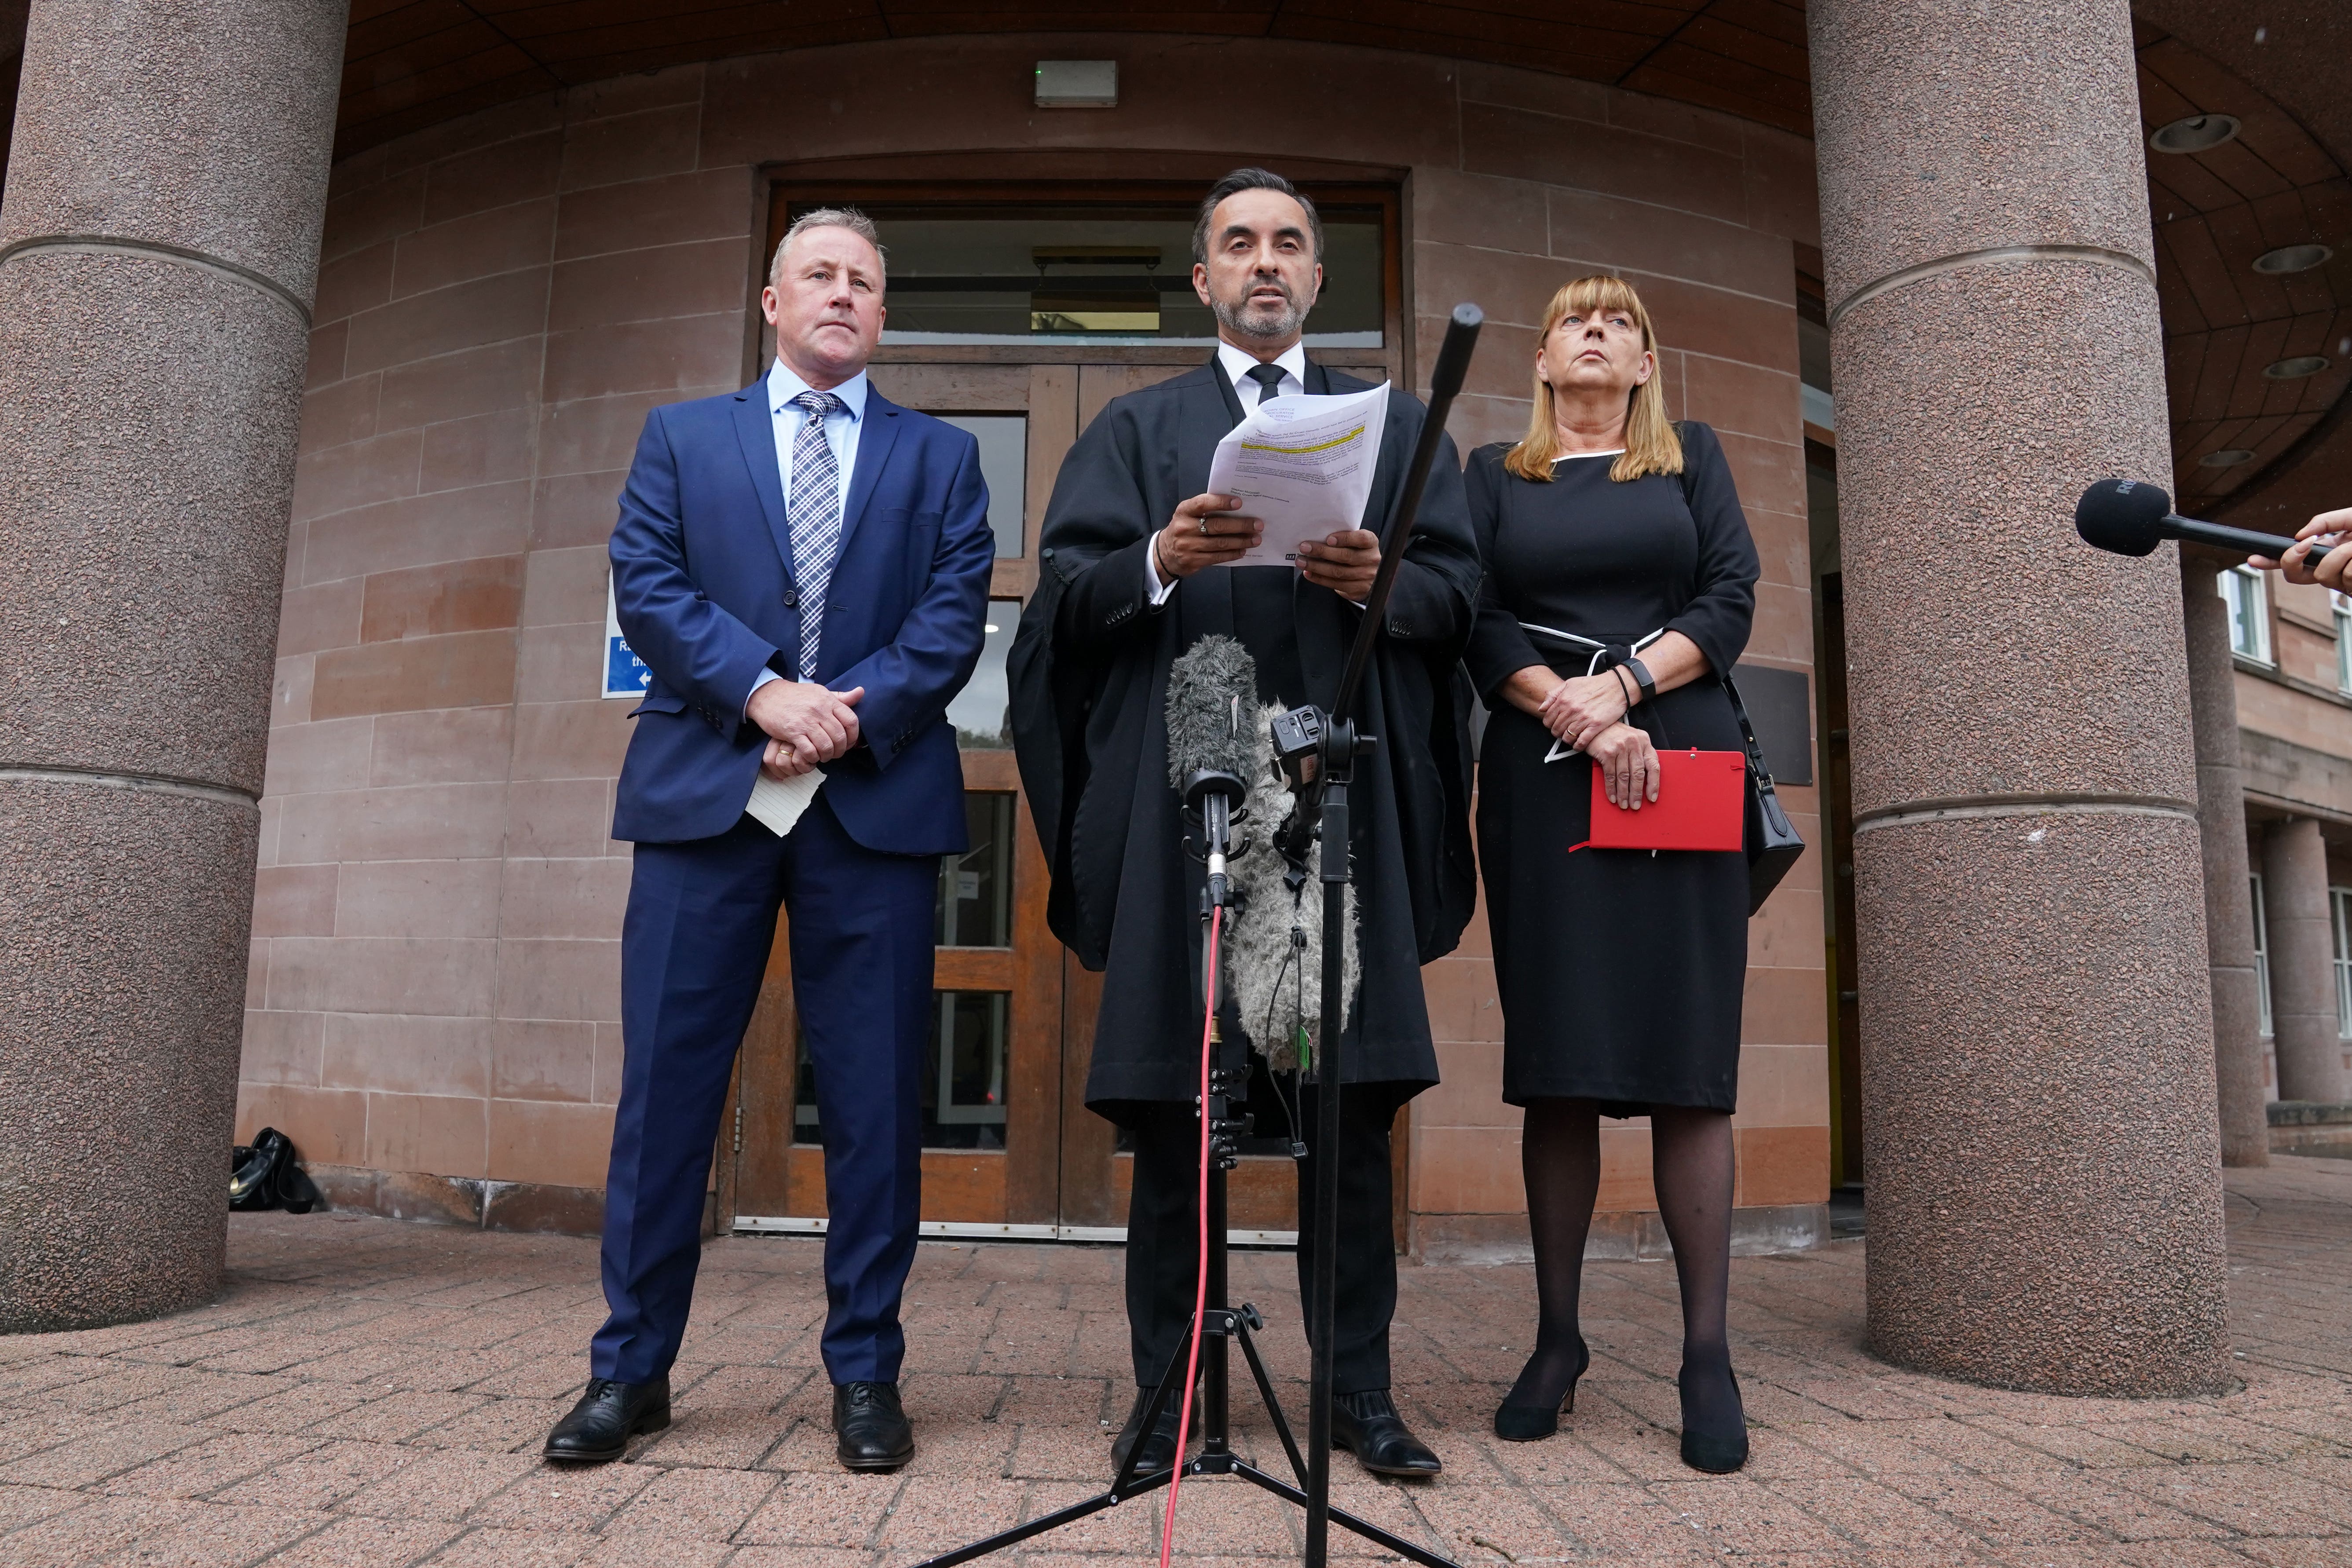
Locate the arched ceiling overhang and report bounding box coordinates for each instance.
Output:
[0,1,2342,527]
[334,0,1811,156]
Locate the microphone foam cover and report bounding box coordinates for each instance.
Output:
[1166,634,1262,789]
[2075,478,2171,557]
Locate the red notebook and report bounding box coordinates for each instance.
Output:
[1582,748,1748,852]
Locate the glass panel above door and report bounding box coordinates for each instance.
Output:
[932,413,1026,557]
[833,204,1384,347]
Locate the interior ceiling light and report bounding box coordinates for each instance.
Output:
[2253,243,2333,274]
[2149,113,2241,154]
[2199,448,2258,467]
[2263,355,2330,380]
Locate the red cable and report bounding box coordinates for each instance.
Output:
[1160,903,1221,1568]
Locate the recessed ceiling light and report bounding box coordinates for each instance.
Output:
[2263,355,2330,380]
[2150,113,2241,154]
[2253,243,2333,274]
[2199,448,2258,467]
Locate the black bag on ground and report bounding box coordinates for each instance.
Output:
[230,1126,322,1214]
[1723,675,1805,915]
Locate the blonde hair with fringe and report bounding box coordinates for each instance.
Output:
[1505,274,1683,484]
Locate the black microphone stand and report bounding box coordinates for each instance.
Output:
[910,303,1484,1568]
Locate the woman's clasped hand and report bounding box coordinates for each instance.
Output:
[1533,668,1657,809]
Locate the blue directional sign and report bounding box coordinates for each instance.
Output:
[604,575,651,699]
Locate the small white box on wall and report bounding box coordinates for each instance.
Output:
[1035,60,1117,108]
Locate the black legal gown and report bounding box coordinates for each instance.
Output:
[1464,423,1759,1112]
[1009,357,1482,1115]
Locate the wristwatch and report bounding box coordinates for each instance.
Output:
[1622,655,1658,705]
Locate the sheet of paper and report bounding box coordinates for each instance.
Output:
[1205,381,1389,567]
[746,767,824,837]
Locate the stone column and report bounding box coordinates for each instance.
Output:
[2181,558,2271,1164]
[0,0,347,1331]
[1810,0,2231,1395]
[2261,818,2346,1105]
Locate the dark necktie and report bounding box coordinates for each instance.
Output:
[1245,362,1288,409]
[786,390,846,678]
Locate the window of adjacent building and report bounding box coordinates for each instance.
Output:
[2253,872,2274,1037]
[2334,886,2352,1040]
[2220,566,2272,663]
[2334,591,2352,693]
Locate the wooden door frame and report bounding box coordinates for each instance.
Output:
[718,169,1414,1239]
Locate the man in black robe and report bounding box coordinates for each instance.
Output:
[1008,168,1479,1477]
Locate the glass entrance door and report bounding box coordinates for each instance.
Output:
[721,183,1403,1239]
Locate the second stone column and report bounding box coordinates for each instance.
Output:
[1809,0,2231,1395]
[2262,817,2346,1105]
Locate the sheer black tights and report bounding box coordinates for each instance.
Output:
[1504,1100,1741,1438]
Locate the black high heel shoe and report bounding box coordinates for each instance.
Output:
[1677,1361,1748,1473]
[1493,1335,1590,1442]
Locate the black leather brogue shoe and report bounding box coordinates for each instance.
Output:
[1110,1384,1198,1480]
[544,1376,670,1463]
[1332,1389,1442,1477]
[833,1381,914,1471]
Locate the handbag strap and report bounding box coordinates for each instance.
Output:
[1664,426,1777,794]
[1719,673,1776,790]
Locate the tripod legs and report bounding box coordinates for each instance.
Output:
[904,1308,1457,1568]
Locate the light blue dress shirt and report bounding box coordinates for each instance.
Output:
[747,357,870,706]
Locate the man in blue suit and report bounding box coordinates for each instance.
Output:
[544,208,993,1472]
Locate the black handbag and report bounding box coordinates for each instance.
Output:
[230,1126,322,1214]
[1722,675,1805,914]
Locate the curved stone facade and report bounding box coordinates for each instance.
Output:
[236,32,1830,1249]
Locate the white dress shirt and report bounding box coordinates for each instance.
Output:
[1142,342,1312,604]
[747,356,870,707]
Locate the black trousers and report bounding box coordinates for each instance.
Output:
[1124,1081,1401,1395]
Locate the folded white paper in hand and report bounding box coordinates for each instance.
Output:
[1205,381,1389,568]
[746,766,824,837]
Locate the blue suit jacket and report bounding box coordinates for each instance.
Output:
[608,376,994,854]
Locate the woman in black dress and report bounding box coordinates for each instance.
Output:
[1465,274,1760,1473]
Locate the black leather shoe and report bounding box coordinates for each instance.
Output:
[833,1381,914,1471]
[544,1376,670,1463]
[1110,1383,1198,1479]
[1332,1389,1442,1477]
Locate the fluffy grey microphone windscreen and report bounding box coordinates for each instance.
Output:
[1165,635,1260,787]
[1225,701,1358,1072]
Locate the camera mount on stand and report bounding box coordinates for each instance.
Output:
[912,303,1485,1568]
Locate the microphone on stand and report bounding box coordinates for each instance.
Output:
[1166,635,1260,905]
[2075,479,2312,562]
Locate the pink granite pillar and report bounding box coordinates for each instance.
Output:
[2181,558,2272,1165]
[2261,817,2346,1106]
[0,0,347,1330]
[1809,0,2231,1394]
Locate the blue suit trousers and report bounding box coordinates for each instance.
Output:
[590,797,936,1386]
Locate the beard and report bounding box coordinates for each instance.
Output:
[1211,278,1308,341]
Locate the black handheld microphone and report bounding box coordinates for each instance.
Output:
[1166,634,1260,906]
[2075,478,2308,562]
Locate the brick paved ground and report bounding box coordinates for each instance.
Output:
[3,1157,2348,1567]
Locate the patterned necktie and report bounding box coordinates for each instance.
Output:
[1244,362,1288,409]
[786,389,847,679]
